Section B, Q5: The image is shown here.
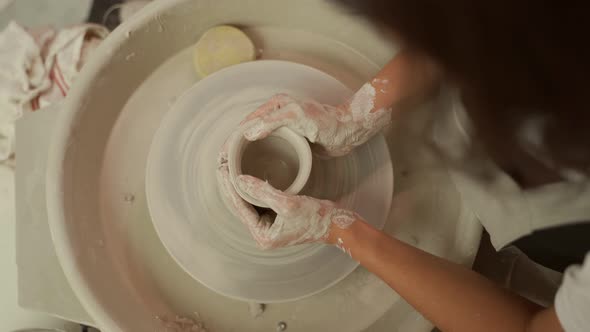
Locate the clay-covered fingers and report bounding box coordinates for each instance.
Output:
[240,95,305,141]
[235,175,297,214]
[249,214,304,250]
[247,215,279,250]
[216,154,259,227]
[241,111,298,141]
[241,93,291,123]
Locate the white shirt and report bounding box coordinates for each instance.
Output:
[433,93,590,331]
[433,92,590,249]
[555,253,590,332]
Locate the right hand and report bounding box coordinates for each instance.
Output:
[233,175,363,249]
[239,91,391,157]
[217,134,363,249]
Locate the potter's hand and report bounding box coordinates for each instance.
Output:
[216,148,260,227]
[234,175,362,249]
[239,52,441,157]
[240,91,391,157]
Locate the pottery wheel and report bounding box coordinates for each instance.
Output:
[146,60,393,302]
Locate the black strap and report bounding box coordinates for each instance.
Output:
[512,221,590,272]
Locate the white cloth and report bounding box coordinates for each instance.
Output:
[0,0,13,11]
[433,90,590,249]
[433,90,590,330]
[555,253,590,332]
[0,21,108,161]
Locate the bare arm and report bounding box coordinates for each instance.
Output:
[228,52,565,332]
[328,219,564,332]
[359,50,442,113]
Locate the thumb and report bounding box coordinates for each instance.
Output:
[235,175,292,213]
[240,94,292,141]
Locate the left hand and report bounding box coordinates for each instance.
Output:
[239,92,391,158]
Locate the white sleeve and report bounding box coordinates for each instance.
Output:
[555,252,590,332]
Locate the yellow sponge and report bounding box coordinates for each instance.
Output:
[193,25,255,77]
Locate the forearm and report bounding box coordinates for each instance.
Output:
[367,50,442,113]
[329,220,561,332]
[328,51,441,153]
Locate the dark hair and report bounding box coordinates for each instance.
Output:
[334,0,590,183]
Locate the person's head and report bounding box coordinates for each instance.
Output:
[334,0,590,186]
